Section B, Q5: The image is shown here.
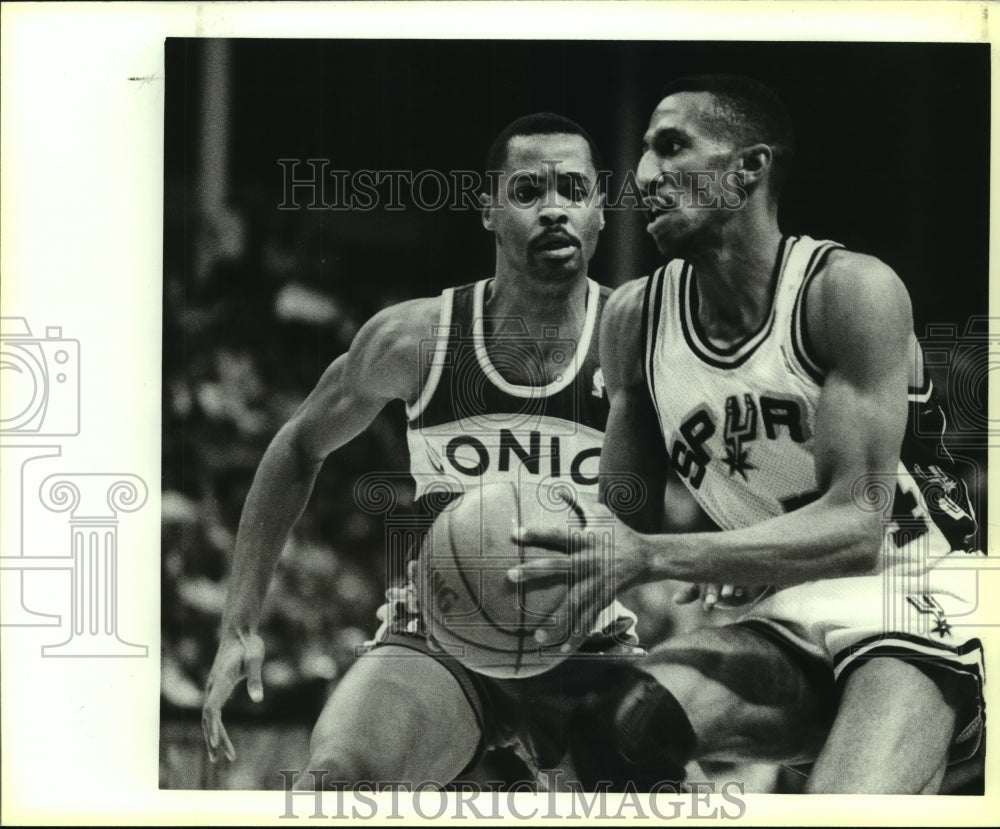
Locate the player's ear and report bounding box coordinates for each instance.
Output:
[738,143,773,188]
[480,189,496,231]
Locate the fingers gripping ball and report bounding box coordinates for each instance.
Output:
[417,482,593,678]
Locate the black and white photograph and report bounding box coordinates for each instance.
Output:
[2,2,997,825]
[161,35,989,799]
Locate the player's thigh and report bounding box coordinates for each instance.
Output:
[309,645,481,782]
[643,624,835,763]
[807,656,957,794]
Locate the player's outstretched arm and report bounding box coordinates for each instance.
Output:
[201,297,437,762]
[514,253,914,604]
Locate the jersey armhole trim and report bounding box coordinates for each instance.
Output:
[791,242,841,385]
[644,267,667,426]
[640,269,658,388]
[406,287,455,421]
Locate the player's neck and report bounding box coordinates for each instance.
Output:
[484,268,590,339]
[686,217,784,342]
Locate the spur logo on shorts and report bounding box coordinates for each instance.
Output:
[906,594,952,638]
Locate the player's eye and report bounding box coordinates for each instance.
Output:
[653,136,683,157]
[511,184,539,204]
[556,177,588,203]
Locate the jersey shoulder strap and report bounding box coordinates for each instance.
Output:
[405,282,469,421]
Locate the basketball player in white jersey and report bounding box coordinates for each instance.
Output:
[200,113,644,788]
[513,75,983,792]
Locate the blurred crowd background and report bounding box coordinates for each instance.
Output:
[161,38,990,789]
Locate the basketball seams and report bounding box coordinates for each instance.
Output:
[423,482,580,678]
[427,505,525,662]
[443,485,540,642]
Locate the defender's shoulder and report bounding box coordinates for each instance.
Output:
[598,277,656,390]
[354,294,445,353]
[604,277,650,328]
[340,294,447,401]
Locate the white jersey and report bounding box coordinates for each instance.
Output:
[643,234,976,561]
[642,236,984,760]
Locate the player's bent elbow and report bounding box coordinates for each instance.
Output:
[840,513,884,575]
[269,418,325,480]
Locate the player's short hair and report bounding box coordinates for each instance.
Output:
[659,74,795,195]
[484,113,605,195]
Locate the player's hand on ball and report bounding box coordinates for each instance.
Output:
[201,629,266,762]
[509,505,647,641]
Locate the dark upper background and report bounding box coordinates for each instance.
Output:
[161,39,990,726]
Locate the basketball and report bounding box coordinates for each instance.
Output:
[417,481,597,679]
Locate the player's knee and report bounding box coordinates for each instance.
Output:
[301,738,379,788]
[306,699,417,786]
[306,694,400,786]
[306,713,478,788]
[306,656,481,785]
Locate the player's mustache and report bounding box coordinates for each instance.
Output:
[531,229,581,250]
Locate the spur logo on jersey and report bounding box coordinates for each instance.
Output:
[723,393,758,480]
[427,427,602,487]
[670,393,808,488]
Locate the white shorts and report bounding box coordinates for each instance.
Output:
[736,547,986,761]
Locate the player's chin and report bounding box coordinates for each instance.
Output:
[533,259,584,282]
[647,227,678,259]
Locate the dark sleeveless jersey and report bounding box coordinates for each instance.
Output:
[406,277,610,508]
[372,277,639,651]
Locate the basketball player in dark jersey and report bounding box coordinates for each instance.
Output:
[513,76,984,793]
[201,114,642,788]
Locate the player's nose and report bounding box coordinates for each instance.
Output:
[636,151,661,192]
[538,197,570,225]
